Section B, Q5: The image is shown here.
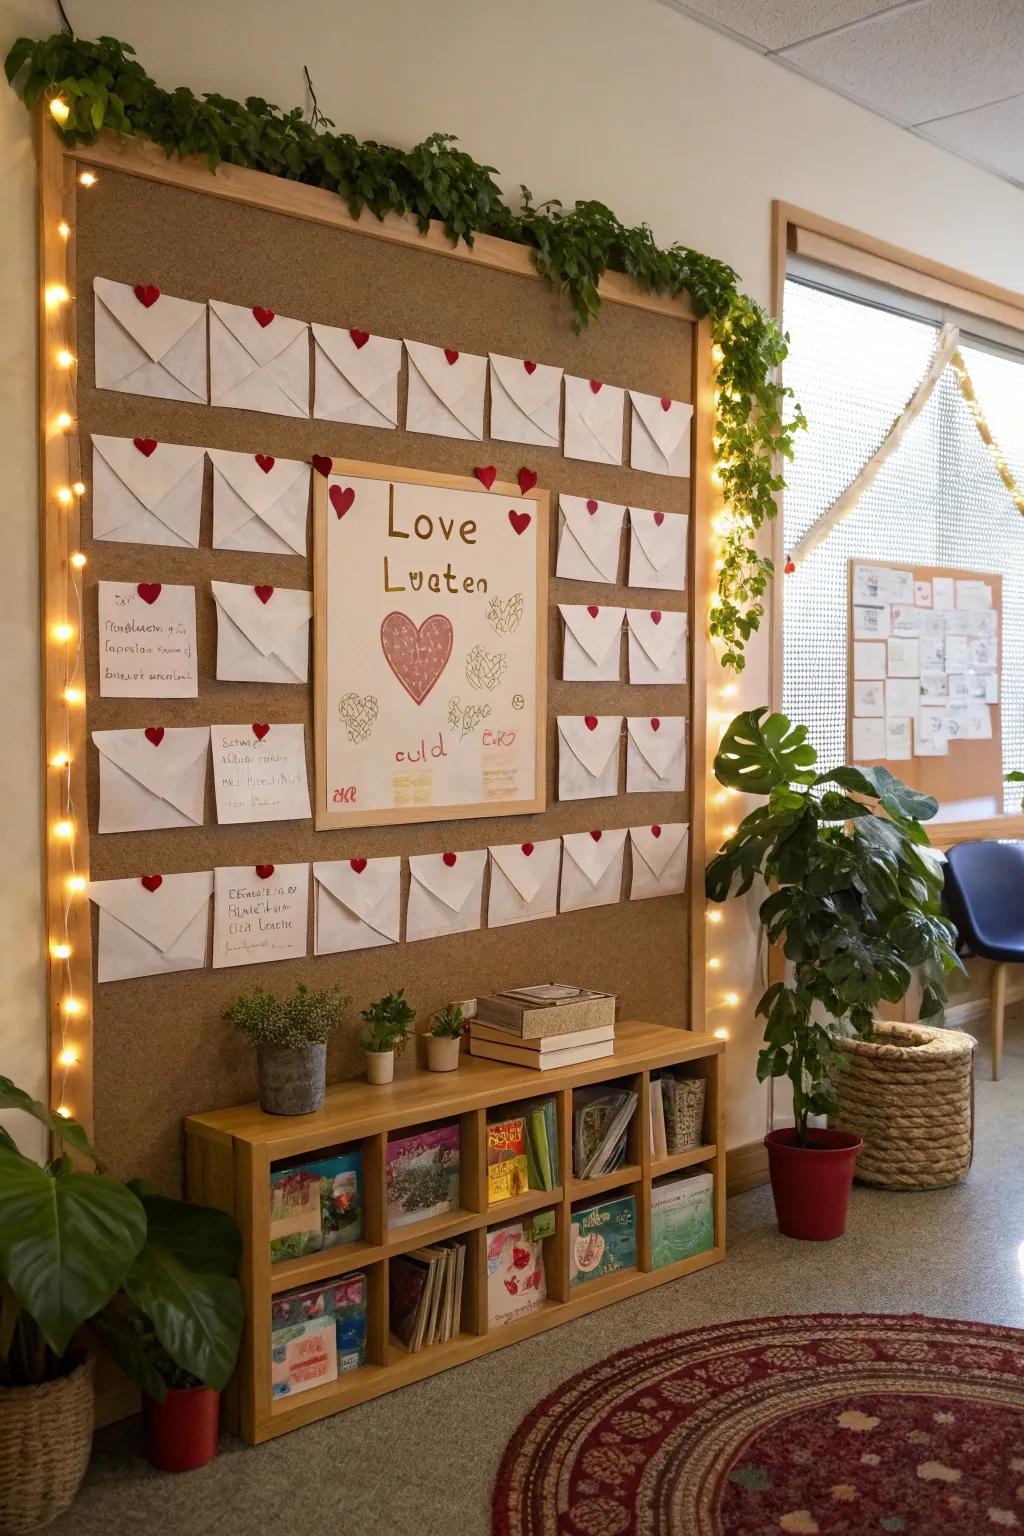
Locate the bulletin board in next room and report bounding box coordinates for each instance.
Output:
[46,131,711,1193]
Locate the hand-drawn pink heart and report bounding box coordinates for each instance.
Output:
[590,829,603,842]
[133,437,158,457]
[521,842,534,856]
[650,718,661,732]
[380,611,453,705]
[474,466,497,490]
[312,454,333,478]
[137,583,161,605]
[330,485,355,519]
[660,398,672,412]
[255,454,275,474]
[508,510,531,536]
[252,723,270,741]
[584,715,599,731]
[252,306,275,328]
[653,512,665,526]
[511,1246,531,1269]
[523,360,537,375]
[586,499,599,515]
[350,328,370,349]
[442,851,457,868]
[255,585,274,605]
[589,379,602,394]
[134,284,160,308]
[255,864,275,879]
[651,824,662,838]
[144,727,164,747]
[444,348,459,365]
[651,611,662,625]
[350,858,368,874]
[140,874,162,893]
[518,467,538,495]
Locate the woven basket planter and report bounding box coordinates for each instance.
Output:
[830,1021,976,1190]
[0,1356,93,1533]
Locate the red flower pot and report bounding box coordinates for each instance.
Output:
[765,1127,863,1241]
[143,1386,220,1473]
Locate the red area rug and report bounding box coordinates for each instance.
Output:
[492,1313,1024,1535]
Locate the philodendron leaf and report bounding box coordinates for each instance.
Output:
[124,1242,243,1391]
[0,1149,146,1356]
[713,708,817,795]
[92,1309,168,1403]
[140,1194,241,1277]
[0,1078,102,1167]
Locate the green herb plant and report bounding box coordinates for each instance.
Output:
[4,29,806,671]
[224,982,350,1050]
[429,1004,465,1039]
[361,989,416,1054]
[705,709,962,1146]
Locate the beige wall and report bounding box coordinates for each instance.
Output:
[3,0,1023,1152]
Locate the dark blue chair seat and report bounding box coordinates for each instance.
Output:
[943,840,1024,1079]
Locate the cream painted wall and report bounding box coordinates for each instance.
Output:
[2,0,1023,1151]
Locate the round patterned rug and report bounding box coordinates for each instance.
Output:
[492,1313,1024,1535]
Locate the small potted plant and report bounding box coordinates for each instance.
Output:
[706,709,961,1241]
[225,982,350,1115]
[426,1004,465,1072]
[360,989,415,1084]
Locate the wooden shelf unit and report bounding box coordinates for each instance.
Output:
[185,1020,725,1444]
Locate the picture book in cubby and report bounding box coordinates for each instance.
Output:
[661,1074,706,1152]
[269,1152,363,1263]
[651,1171,714,1268]
[390,1239,466,1353]
[386,1124,460,1228]
[570,1194,637,1285]
[573,1087,638,1179]
[270,1273,367,1398]
[487,1114,529,1202]
[486,1217,547,1327]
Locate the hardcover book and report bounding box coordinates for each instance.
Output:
[269,1313,337,1400]
[475,985,616,1039]
[661,1074,707,1152]
[651,1171,714,1268]
[269,1151,363,1264]
[386,1124,460,1228]
[570,1195,637,1285]
[487,1115,529,1202]
[271,1274,368,1396]
[486,1218,547,1327]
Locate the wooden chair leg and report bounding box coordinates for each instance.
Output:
[991,963,1006,1082]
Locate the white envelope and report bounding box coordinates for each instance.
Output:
[212,864,309,969]
[625,715,686,793]
[91,434,204,548]
[209,300,310,417]
[94,726,209,833]
[211,582,312,684]
[488,353,562,447]
[629,392,693,477]
[559,604,624,682]
[312,325,401,428]
[406,850,486,942]
[405,340,486,440]
[210,450,311,556]
[559,829,627,913]
[93,278,207,404]
[210,724,310,824]
[488,840,561,927]
[629,823,689,900]
[89,871,212,982]
[555,496,624,584]
[628,507,688,591]
[314,857,401,955]
[626,608,687,685]
[563,375,625,465]
[557,715,622,801]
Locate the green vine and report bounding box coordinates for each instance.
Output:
[6,30,806,670]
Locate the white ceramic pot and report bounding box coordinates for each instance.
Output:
[364,1048,395,1085]
[426,1034,461,1072]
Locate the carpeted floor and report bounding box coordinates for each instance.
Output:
[54,1016,1024,1536]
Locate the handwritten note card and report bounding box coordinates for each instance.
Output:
[212,863,309,969]
[98,581,197,697]
[211,725,311,824]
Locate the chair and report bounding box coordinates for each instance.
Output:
[943,840,1024,1080]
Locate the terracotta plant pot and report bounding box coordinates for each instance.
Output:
[143,1385,220,1473]
[0,1357,93,1534]
[426,1034,461,1072]
[365,1048,394,1085]
[257,1041,325,1115]
[765,1127,863,1241]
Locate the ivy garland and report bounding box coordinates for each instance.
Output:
[6,30,806,670]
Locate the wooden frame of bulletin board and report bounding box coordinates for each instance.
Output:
[37,113,713,1190]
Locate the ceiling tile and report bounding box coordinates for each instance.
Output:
[923,94,1024,186]
[657,0,914,53]
[781,0,1024,124]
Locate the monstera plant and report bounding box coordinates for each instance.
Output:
[705,710,962,1239]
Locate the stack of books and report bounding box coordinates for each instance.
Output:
[650,1073,707,1155]
[389,1240,466,1353]
[469,984,616,1072]
[573,1086,638,1178]
[270,1274,367,1398]
[486,1097,559,1200]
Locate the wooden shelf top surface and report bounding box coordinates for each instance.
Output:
[187,1021,723,1152]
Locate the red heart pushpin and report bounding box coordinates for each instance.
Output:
[520,842,534,856]
[350,858,368,874]
[442,851,457,867]
[584,715,599,731]
[255,454,275,474]
[444,348,459,366]
[252,306,275,328]
[141,874,163,893]
[137,583,161,605]
[589,379,602,394]
[254,586,274,605]
[586,499,599,515]
[653,512,665,526]
[589,830,603,842]
[133,438,158,457]
[312,454,332,478]
[523,360,538,375]
[252,724,270,741]
[651,824,662,838]
[660,398,672,412]
[651,611,662,625]
[518,467,538,495]
[133,284,160,308]
[651,718,661,732]
[474,466,497,490]
[255,864,275,879]
[144,727,164,747]
[587,605,600,618]
[350,329,370,349]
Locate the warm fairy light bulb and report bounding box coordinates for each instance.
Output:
[707,910,722,925]
[707,957,721,970]
[51,943,71,960]
[63,686,83,704]
[45,283,70,309]
[54,819,73,839]
[713,1027,729,1040]
[67,875,86,893]
[724,992,739,1007]
[56,1105,72,1119]
[53,623,74,642]
[79,171,96,187]
[56,411,73,430]
[56,349,74,368]
[57,1047,78,1068]
[58,220,71,239]
[50,751,70,768]
[70,552,86,569]
[714,791,726,805]
[49,97,70,124]
[711,344,724,365]
[56,487,73,506]
[72,482,85,496]
[721,684,738,698]
[63,996,82,1015]
[723,824,737,837]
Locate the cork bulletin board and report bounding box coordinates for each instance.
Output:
[49,138,709,1193]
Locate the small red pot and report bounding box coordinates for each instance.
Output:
[765,1127,863,1241]
[143,1385,220,1473]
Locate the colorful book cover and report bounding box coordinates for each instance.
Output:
[570,1195,637,1285]
[271,1274,368,1396]
[662,1075,706,1152]
[525,1098,558,1190]
[269,1152,363,1264]
[651,1172,714,1268]
[487,1115,529,1202]
[486,1219,547,1327]
[389,1255,431,1350]
[269,1313,337,1399]
[386,1123,461,1228]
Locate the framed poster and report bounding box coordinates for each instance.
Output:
[314,460,548,829]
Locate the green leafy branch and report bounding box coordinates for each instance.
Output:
[5,30,807,670]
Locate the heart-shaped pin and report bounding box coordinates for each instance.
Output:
[252,306,275,328]
[133,437,158,457]
[444,348,459,365]
[651,824,662,838]
[520,842,534,856]
[255,453,275,474]
[137,583,161,605]
[312,454,333,478]
[133,284,160,308]
[660,398,672,412]
[252,724,270,741]
[590,829,603,842]
[474,466,497,491]
[584,715,599,731]
[587,605,600,618]
[589,379,602,394]
[523,359,537,375]
[254,585,274,605]
[255,864,275,879]
[518,467,538,495]
[330,485,355,519]
[141,874,162,893]
[653,511,665,526]
[350,858,368,874]
[651,718,661,732]
[586,498,599,515]
[144,727,164,747]
[508,510,531,536]
[381,612,453,705]
[651,611,662,625]
[442,851,457,868]
[350,328,370,349]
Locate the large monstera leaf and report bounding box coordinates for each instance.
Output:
[714,708,817,795]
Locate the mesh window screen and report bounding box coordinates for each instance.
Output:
[781,277,1024,815]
